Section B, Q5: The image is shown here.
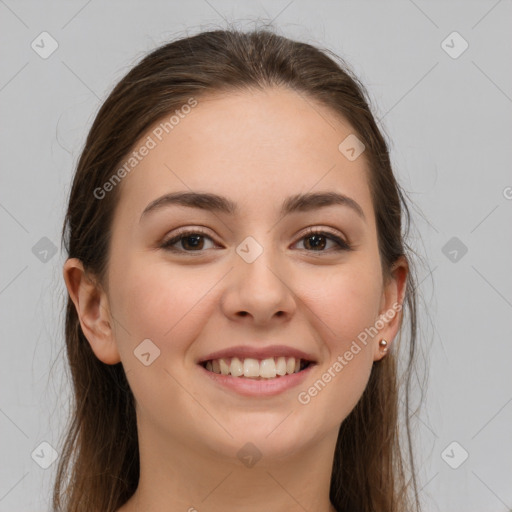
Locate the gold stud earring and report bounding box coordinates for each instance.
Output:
[379,339,388,352]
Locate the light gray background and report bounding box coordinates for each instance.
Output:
[1,1,511,510]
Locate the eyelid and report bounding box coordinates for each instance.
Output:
[297,226,348,242]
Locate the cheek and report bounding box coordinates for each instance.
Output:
[108,256,218,358]
[305,260,383,349]
[107,259,220,430]
[295,259,382,416]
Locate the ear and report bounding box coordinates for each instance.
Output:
[373,255,408,361]
[63,258,121,365]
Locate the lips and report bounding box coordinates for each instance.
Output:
[198,355,316,397]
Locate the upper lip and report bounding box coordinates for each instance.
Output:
[197,344,317,364]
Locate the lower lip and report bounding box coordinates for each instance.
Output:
[198,364,315,397]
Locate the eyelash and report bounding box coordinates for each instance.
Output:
[160,227,352,254]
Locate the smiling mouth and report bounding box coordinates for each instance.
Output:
[200,356,313,379]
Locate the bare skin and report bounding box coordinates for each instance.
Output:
[64,87,407,512]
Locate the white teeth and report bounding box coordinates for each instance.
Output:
[230,357,244,377]
[276,356,287,376]
[260,358,277,378]
[243,358,260,377]
[219,358,230,375]
[204,356,309,378]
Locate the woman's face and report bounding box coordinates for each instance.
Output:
[85,87,405,462]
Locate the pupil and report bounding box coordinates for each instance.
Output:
[183,235,203,250]
[306,234,326,250]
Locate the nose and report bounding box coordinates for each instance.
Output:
[220,242,297,325]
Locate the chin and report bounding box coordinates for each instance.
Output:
[200,415,320,464]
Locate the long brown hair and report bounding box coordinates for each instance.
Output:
[54,26,424,512]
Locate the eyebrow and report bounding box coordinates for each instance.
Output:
[140,191,366,222]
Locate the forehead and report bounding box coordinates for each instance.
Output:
[114,87,373,222]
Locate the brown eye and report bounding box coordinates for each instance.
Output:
[160,228,351,255]
[295,229,351,252]
[161,230,216,253]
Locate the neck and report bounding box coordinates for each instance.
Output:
[118,420,339,512]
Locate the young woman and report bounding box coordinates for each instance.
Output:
[54,27,423,512]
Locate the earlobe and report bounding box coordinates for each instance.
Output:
[63,258,121,365]
[374,256,408,361]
